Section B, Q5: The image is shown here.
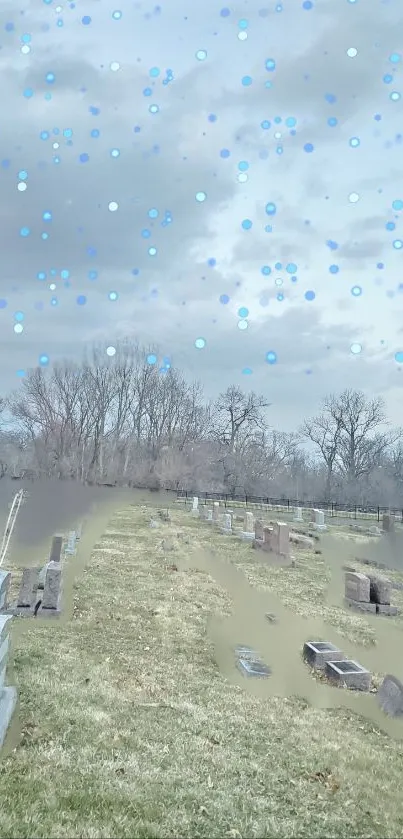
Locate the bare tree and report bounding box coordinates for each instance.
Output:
[301,412,343,498]
[303,389,400,501]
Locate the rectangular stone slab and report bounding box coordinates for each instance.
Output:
[234,645,260,660]
[377,675,403,717]
[0,571,11,612]
[377,604,398,616]
[368,575,391,605]
[345,597,376,613]
[345,571,370,602]
[0,686,17,748]
[41,562,62,610]
[0,634,10,690]
[0,615,12,642]
[49,535,63,563]
[325,660,371,691]
[303,641,345,670]
[237,658,271,678]
[17,568,40,608]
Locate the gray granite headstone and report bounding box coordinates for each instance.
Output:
[0,686,17,748]
[17,568,40,608]
[65,531,76,555]
[0,570,11,612]
[0,635,10,689]
[42,562,62,610]
[49,535,63,563]
[377,674,403,717]
[37,563,50,591]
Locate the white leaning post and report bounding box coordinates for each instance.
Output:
[0,489,26,568]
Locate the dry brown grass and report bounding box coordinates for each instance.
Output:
[1,505,403,837]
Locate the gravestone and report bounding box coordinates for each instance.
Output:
[37,562,50,591]
[41,562,62,614]
[212,502,220,523]
[0,614,17,748]
[0,616,12,689]
[262,526,273,549]
[377,604,398,616]
[368,525,382,536]
[314,509,327,531]
[325,659,371,691]
[222,513,232,535]
[17,567,40,610]
[191,497,199,517]
[0,570,11,613]
[274,522,290,555]
[303,640,345,670]
[240,511,255,540]
[206,508,213,522]
[237,658,271,677]
[345,571,370,602]
[49,535,63,563]
[377,675,403,717]
[368,575,391,605]
[244,512,254,533]
[254,519,264,541]
[293,507,303,523]
[382,513,395,533]
[65,531,76,555]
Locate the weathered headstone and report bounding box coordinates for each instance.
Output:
[191,497,199,517]
[368,575,391,605]
[262,526,273,549]
[222,513,232,535]
[49,535,63,563]
[254,519,264,541]
[345,571,370,602]
[382,513,395,533]
[206,508,213,522]
[244,512,254,533]
[41,562,62,614]
[0,570,11,613]
[314,509,327,531]
[0,614,17,748]
[275,522,290,555]
[293,507,303,523]
[368,525,382,536]
[37,562,50,591]
[212,502,220,522]
[377,675,403,717]
[325,659,371,691]
[0,635,10,690]
[303,641,345,670]
[65,531,77,555]
[17,567,40,609]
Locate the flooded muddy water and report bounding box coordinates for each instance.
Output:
[1,483,173,755]
[177,535,403,740]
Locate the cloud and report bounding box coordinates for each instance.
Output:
[0,0,400,431]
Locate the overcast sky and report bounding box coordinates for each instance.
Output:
[0,0,402,431]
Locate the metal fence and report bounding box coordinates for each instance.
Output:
[176,489,403,523]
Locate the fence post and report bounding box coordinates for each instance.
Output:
[377,506,380,522]
[287,498,290,510]
[245,495,248,506]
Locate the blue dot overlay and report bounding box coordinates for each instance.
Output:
[0,2,399,378]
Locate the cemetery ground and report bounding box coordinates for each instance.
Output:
[2,506,403,837]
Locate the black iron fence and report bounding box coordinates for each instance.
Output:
[176,489,403,523]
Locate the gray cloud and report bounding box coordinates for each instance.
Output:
[0,0,400,430]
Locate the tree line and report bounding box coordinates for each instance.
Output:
[0,340,402,506]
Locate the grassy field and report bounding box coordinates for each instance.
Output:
[1,504,403,838]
